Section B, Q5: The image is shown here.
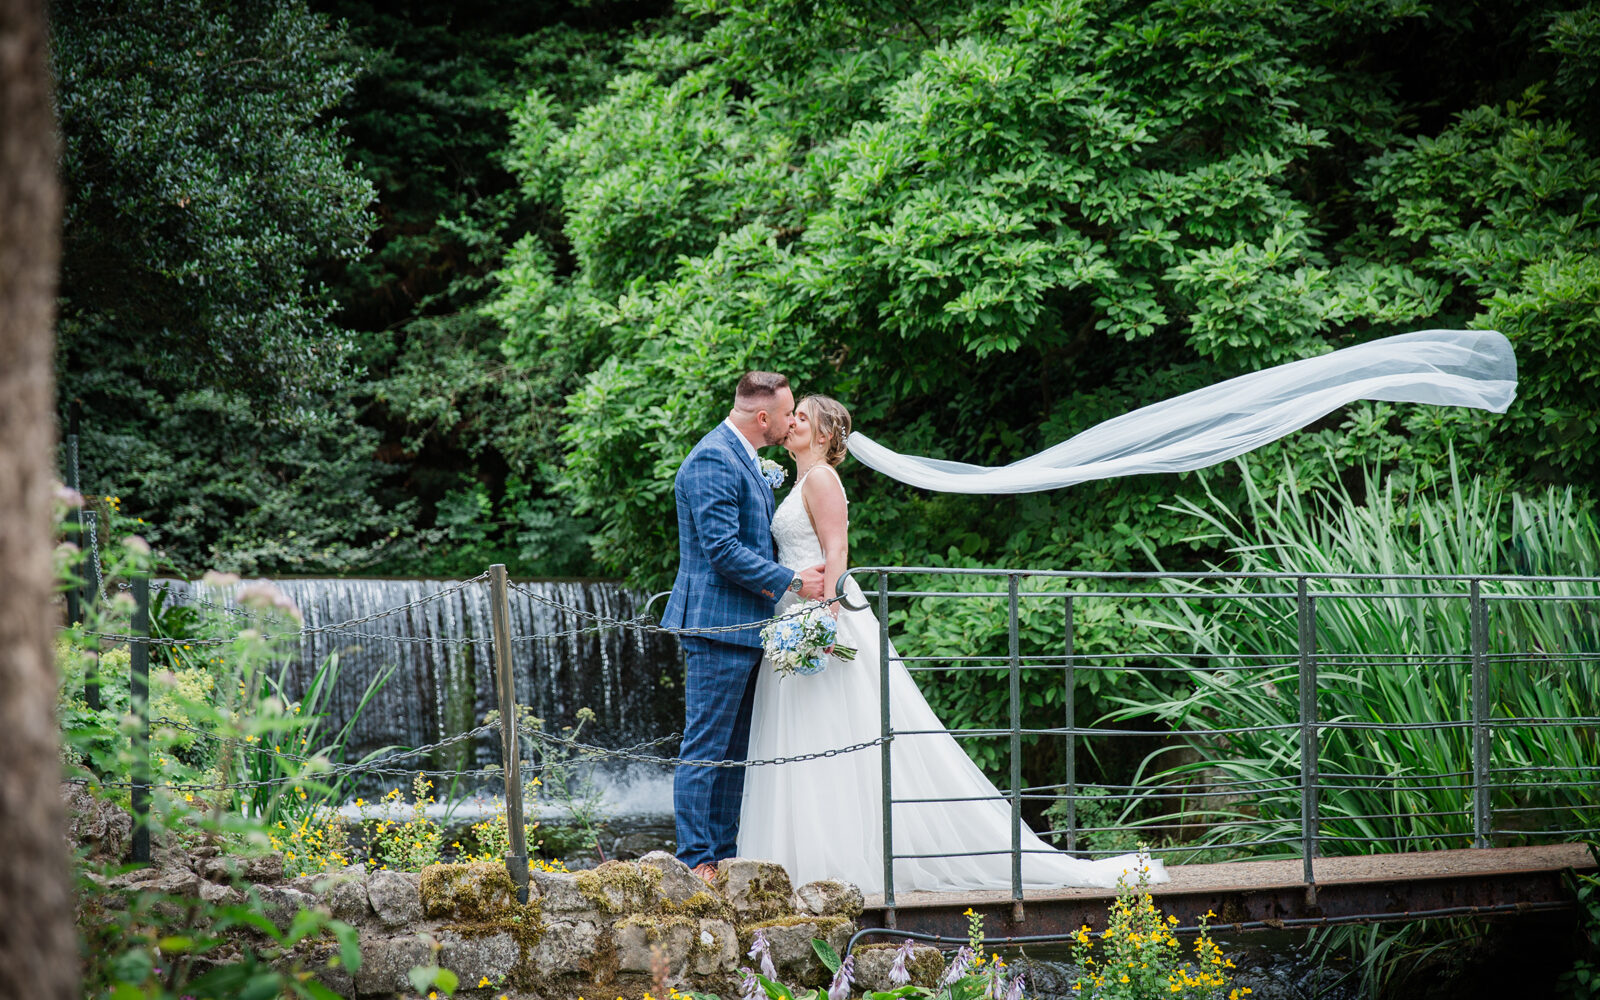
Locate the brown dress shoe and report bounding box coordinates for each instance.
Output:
[692,862,718,885]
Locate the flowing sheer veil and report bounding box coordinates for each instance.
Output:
[847,329,1516,494]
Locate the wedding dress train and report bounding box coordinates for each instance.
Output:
[736,468,1165,893]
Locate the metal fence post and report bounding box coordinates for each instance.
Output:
[1064,593,1076,853]
[84,509,101,711]
[130,574,150,865]
[879,572,896,925]
[1470,579,1492,848]
[1007,574,1024,922]
[66,401,81,628]
[1296,577,1318,906]
[490,564,530,903]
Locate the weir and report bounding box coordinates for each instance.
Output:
[162,577,685,799]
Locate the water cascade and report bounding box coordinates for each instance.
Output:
[163,578,684,810]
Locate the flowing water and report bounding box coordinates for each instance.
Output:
[163,576,685,803]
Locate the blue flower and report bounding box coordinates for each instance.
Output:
[759,458,787,489]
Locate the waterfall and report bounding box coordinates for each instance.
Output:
[162,577,684,812]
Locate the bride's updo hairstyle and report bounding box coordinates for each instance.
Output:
[800,395,852,467]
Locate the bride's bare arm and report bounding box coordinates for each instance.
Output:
[802,466,850,612]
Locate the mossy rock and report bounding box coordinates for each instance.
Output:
[661,888,734,920]
[851,940,947,990]
[420,861,519,921]
[575,860,663,915]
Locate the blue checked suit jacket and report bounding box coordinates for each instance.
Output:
[661,423,795,648]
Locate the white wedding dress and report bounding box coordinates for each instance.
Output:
[737,467,1166,893]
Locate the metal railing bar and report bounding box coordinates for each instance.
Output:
[892,849,1028,860]
[1491,717,1600,728]
[894,723,1304,737]
[1490,804,1600,814]
[1019,785,1303,800]
[1055,776,1311,791]
[900,661,1296,673]
[1488,780,1600,790]
[1488,826,1600,836]
[1320,770,1475,780]
[1319,832,1475,844]
[874,589,1304,600]
[845,566,1600,584]
[1072,837,1306,855]
[1322,809,1469,822]
[1490,765,1600,774]
[1481,593,1600,603]
[1317,782,1473,793]
[891,652,1290,664]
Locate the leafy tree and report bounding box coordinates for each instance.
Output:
[311,0,671,576]
[53,0,409,573]
[493,0,1598,581]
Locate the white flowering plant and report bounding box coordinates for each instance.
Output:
[761,600,856,676]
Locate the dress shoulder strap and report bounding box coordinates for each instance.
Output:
[800,462,848,503]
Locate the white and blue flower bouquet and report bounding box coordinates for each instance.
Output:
[759,458,786,489]
[761,600,857,676]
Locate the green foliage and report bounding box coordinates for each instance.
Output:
[76,870,362,1000]
[1109,456,1600,858]
[51,0,415,575]
[320,1,671,578]
[53,0,373,397]
[1559,851,1600,998]
[361,776,447,873]
[489,0,1598,601]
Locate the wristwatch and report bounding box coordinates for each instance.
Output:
[787,575,803,594]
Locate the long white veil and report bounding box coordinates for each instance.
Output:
[847,329,1517,494]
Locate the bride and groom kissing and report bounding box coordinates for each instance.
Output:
[661,371,1163,894]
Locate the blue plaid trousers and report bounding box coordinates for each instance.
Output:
[674,634,764,867]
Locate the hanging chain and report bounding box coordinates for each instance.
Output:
[67,719,887,792]
[517,721,889,768]
[77,572,493,647]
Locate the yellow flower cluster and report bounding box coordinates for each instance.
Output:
[360,776,445,872]
[275,807,352,877]
[1069,858,1243,998]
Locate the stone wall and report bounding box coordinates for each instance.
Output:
[67,786,946,997]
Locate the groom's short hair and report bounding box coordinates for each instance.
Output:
[735,371,789,406]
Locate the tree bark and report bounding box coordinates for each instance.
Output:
[0,0,76,995]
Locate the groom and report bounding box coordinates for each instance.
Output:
[663,371,825,882]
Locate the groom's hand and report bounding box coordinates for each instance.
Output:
[796,564,826,600]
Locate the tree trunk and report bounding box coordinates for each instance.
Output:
[0,0,76,995]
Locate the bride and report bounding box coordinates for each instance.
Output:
[736,395,1165,893]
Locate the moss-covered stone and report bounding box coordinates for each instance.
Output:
[740,914,856,989]
[718,858,794,923]
[575,860,662,915]
[414,863,547,990]
[660,888,734,920]
[419,861,518,921]
[851,940,947,990]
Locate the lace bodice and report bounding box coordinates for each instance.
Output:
[771,467,846,571]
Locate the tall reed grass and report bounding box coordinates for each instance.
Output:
[1108,458,1599,858]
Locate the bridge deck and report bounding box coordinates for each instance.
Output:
[859,844,1597,939]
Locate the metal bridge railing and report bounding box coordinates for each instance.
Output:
[843,566,1600,918]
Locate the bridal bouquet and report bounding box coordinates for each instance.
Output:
[761,601,856,676]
